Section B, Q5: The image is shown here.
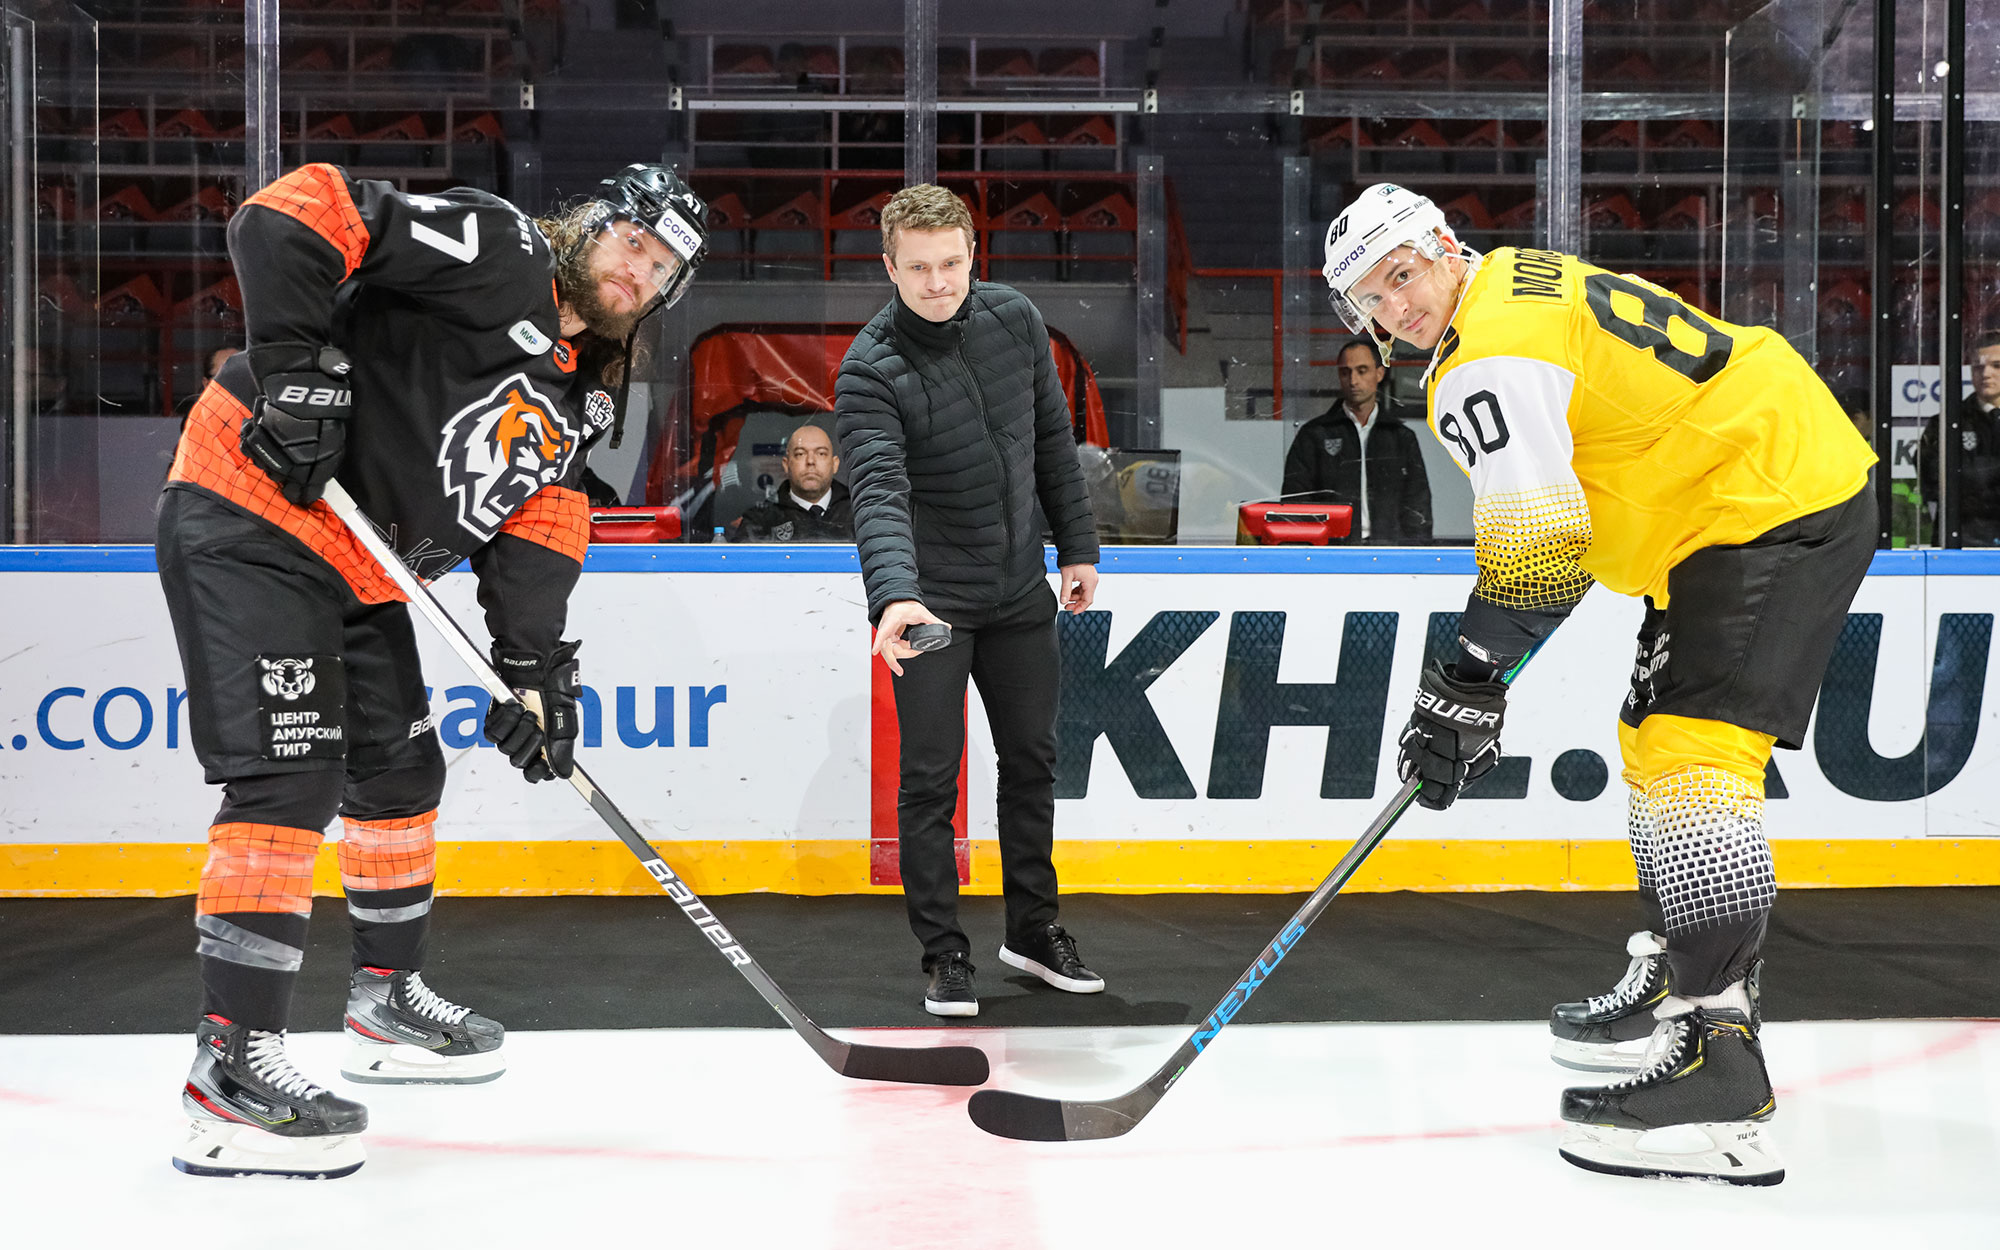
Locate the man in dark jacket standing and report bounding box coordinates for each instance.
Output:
[1919,330,2000,546]
[835,184,1104,1017]
[1281,337,1432,543]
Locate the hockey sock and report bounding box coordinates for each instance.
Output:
[196,821,324,1031]
[1646,765,1775,998]
[1624,782,1666,933]
[339,810,437,971]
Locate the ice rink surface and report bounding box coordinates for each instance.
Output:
[4,1019,1997,1248]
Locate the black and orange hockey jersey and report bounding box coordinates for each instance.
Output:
[167,164,611,654]
[1424,246,1877,668]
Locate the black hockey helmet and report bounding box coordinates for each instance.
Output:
[582,163,708,312]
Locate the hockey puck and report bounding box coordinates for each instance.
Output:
[905,623,952,652]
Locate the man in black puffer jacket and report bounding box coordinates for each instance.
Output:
[836,184,1104,1018]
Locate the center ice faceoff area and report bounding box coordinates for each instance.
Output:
[5,1020,1997,1246]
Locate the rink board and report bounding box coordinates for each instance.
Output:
[2,545,1998,896]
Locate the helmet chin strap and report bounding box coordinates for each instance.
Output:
[609,297,666,450]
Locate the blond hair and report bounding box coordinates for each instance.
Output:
[880,184,974,261]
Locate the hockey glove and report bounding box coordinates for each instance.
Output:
[1397,660,1507,811]
[483,640,582,783]
[240,344,354,507]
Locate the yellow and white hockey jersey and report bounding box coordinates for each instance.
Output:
[1425,246,1875,658]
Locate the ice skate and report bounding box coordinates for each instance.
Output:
[1549,931,1671,1072]
[174,1014,367,1179]
[341,966,506,1084]
[1558,1006,1783,1186]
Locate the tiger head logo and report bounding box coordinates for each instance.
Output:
[437,373,580,539]
[259,657,316,701]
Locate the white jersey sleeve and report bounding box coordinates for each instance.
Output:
[1428,354,1595,665]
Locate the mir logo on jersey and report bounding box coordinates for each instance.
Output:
[437,372,579,538]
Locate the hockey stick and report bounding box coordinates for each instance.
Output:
[968,776,1422,1139]
[322,481,989,1088]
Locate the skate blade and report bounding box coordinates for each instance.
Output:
[341,1039,505,1085]
[1558,1120,1785,1186]
[1548,1035,1650,1074]
[172,1119,365,1179]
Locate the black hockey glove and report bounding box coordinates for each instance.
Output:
[483,640,582,783]
[1397,661,1508,811]
[240,344,354,507]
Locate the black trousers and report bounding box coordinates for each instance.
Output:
[891,582,1063,967]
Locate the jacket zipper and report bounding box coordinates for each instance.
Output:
[952,330,1015,593]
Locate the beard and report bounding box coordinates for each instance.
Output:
[555,244,645,342]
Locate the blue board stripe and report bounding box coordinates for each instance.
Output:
[0,544,1971,575]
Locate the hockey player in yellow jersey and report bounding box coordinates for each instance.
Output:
[1323,184,1877,1186]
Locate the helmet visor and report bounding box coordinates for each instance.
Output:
[595,220,694,312]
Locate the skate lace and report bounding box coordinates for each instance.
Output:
[1608,1015,1691,1089]
[245,1030,327,1101]
[1585,952,1657,1015]
[403,972,472,1025]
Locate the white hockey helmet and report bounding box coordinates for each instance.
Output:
[1321,183,1460,333]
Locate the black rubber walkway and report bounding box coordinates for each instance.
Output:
[2,888,1990,1034]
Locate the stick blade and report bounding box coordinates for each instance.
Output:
[967,1089,1078,1141]
[838,1041,990,1087]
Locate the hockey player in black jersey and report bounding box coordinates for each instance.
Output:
[158,162,707,1178]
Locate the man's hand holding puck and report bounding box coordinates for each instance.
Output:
[873,600,950,676]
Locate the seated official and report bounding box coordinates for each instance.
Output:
[727,422,855,542]
[1281,336,1432,544]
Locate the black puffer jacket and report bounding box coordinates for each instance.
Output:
[836,282,1099,624]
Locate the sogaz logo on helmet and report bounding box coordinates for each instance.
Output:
[1329,242,1369,283]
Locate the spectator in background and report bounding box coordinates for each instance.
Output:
[1919,329,2000,546]
[728,422,853,542]
[1281,337,1432,543]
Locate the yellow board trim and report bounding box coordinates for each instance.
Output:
[5,837,2000,898]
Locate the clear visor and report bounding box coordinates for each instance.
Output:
[1328,241,1441,334]
[594,221,686,307]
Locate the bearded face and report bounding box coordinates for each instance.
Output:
[555,232,646,342]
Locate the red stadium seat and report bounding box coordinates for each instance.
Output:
[1655,120,1722,150]
[160,186,234,222]
[364,114,430,142]
[1306,119,1372,151]
[1438,192,1495,234]
[96,185,159,223]
[1653,194,1709,232]
[1386,119,1450,149]
[992,190,1059,230]
[99,275,170,326]
[1039,48,1100,78]
[991,119,1049,147]
[749,190,824,231]
[976,48,1039,79]
[174,278,245,329]
[1063,188,1136,232]
[1585,192,1642,231]
[1054,116,1118,147]
[156,109,217,139]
